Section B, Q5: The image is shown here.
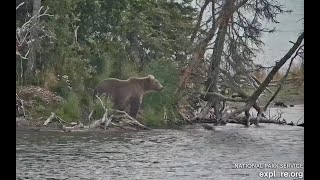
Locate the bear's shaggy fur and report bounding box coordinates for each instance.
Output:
[93,75,164,118]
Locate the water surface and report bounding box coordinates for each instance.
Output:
[16,105,304,180]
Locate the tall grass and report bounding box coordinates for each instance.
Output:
[56,91,81,122]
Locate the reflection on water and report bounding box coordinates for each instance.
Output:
[262,104,304,124]
[16,105,304,180]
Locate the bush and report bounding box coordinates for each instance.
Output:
[143,107,164,127]
[142,59,180,127]
[56,91,81,122]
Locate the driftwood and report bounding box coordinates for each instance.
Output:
[184,104,303,127]
[43,112,70,126]
[43,95,149,132]
[43,112,55,125]
[16,94,26,117]
[192,115,303,127]
[43,110,149,132]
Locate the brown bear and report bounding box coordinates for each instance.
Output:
[93,75,164,118]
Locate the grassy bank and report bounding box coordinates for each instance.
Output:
[17,78,303,129]
[227,80,304,109]
[259,81,304,105]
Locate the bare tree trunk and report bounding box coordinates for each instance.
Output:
[27,0,41,79]
[177,0,249,92]
[205,0,234,118]
[178,25,217,91]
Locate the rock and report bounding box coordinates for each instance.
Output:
[274,101,288,107]
[202,123,215,130]
[297,123,304,127]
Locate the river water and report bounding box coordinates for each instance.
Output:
[16,105,304,180]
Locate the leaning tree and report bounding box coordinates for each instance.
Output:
[177,0,304,126]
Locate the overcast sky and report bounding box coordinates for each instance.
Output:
[254,0,304,66]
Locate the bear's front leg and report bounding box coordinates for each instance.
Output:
[129,97,141,118]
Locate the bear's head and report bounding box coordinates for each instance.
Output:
[145,74,164,92]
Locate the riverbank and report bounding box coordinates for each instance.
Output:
[16,81,304,131]
[228,81,304,108]
[260,80,304,106]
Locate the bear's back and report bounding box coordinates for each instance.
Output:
[95,78,131,96]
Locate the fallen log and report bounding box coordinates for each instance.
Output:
[191,115,303,127]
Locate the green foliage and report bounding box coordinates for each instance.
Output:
[143,107,165,127]
[51,82,71,99]
[121,61,140,79]
[62,56,96,90]
[16,0,197,127]
[142,59,180,127]
[56,91,81,122]
[53,87,115,123]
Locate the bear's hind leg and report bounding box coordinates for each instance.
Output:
[129,97,141,118]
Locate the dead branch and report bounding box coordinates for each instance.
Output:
[178,110,193,124]
[250,75,273,93]
[223,32,304,121]
[296,116,303,125]
[190,0,211,42]
[110,110,150,130]
[16,2,25,10]
[195,91,247,102]
[16,5,54,63]
[43,112,55,125]
[72,24,80,49]
[178,0,249,91]
[43,95,150,132]
[88,109,94,121]
[16,94,26,117]
[195,115,299,126]
[263,45,303,110]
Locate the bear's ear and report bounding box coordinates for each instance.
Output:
[148,74,155,79]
